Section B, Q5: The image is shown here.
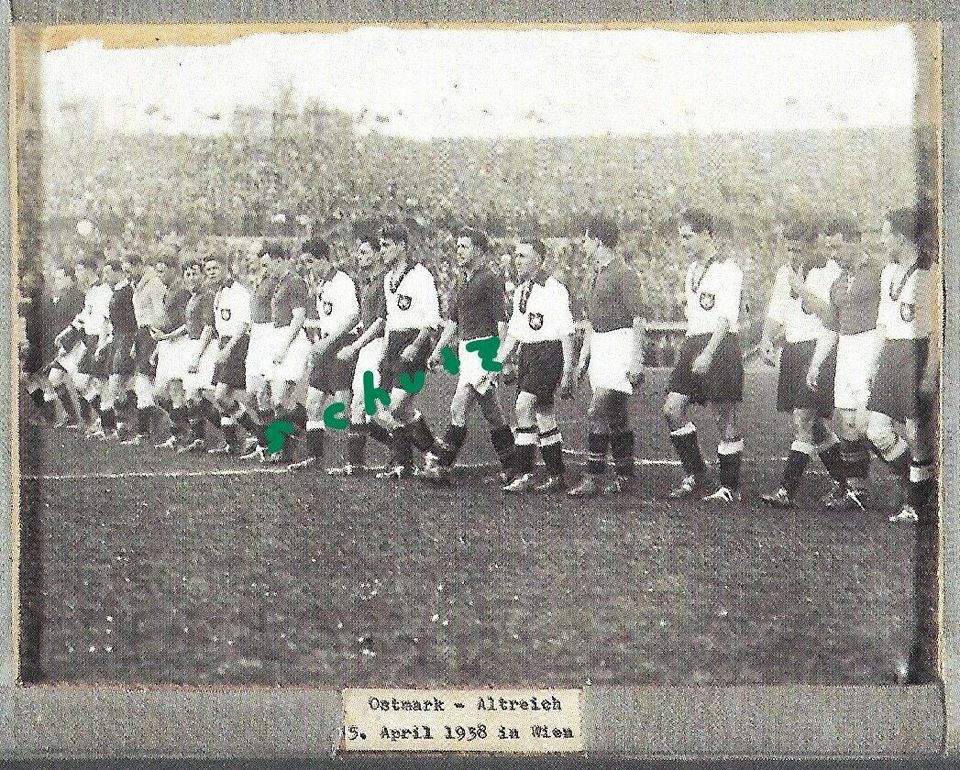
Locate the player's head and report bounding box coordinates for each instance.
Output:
[154,252,179,286]
[583,214,619,263]
[379,222,409,267]
[514,237,547,280]
[181,256,203,291]
[51,263,74,294]
[102,258,126,286]
[678,208,714,258]
[259,242,287,276]
[299,238,332,278]
[782,221,816,271]
[75,255,99,289]
[822,217,863,269]
[883,206,929,265]
[455,226,490,267]
[202,254,226,286]
[124,254,145,281]
[353,228,378,272]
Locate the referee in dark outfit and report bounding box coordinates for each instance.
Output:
[569,214,646,497]
[99,258,138,440]
[419,226,515,484]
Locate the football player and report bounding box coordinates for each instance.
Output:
[371,222,441,478]
[289,238,360,471]
[419,226,515,484]
[490,237,575,494]
[663,208,745,503]
[759,222,845,507]
[804,218,884,510]
[865,206,938,522]
[96,257,137,440]
[40,264,85,427]
[569,215,646,497]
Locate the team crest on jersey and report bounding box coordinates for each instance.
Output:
[219,308,231,321]
[322,300,333,316]
[397,294,412,311]
[528,312,544,330]
[900,302,915,322]
[699,292,715,311]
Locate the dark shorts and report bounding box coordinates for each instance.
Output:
[777,340,836,416]
[668,333,744,405]
[109,332,137,377]
[517,340,564,406]
[380,328,432,391]
[309,332,358,393]
[133,327,158,376]
[213,333,250,391]
[77,335,107,378]
[22,342,46,376]
[868,337,932,421]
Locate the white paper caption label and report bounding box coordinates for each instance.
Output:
[341,688,583,752]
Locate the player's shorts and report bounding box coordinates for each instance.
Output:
[269,325,310,384]
[517,339,564,406]
[154,335,191,392]
[245,322,275,389]
[309,332,358,393]
[834,329,879,411]
[133,327,158,377]
[458,337,494,394]
[668,333,743,404]
[77,334,110,379]
[777,339,836,416]
[867,337,931,421]
[380,328,431,391]
[212,333,250,391]
[21,341,45,376]
[54,339,86,385]
[109,332,138,377]
[352,337,385,398]
[181,337,217,393]
[589,327,634,395]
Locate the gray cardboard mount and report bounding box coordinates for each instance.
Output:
[1,1,957,759]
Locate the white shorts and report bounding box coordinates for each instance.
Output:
[589,327,634,395]
[181,338,217,394]
[56,340,86,386]
[154,336,191,392]
[245,322,274,389]
[352,337,385,396]
[458,338,492,394]
[834,329,879,411]
[269,326,310,385]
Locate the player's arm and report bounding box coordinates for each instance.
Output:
[190,323,215,373]
[428,319,458,369]
[760,266,788,364]
[622,266,647,383]
[575,322,592,382]
[920,263,940,398]
[807,326,838,391]
[278,306,307,355]
[344,317,384,360]
[788,268,832,324]
[556,283,576,395]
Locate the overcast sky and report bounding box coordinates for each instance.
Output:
[42,25,918,139]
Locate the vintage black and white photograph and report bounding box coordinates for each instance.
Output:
[13,23,942,688]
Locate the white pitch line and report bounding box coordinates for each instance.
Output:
[21,454,822,483]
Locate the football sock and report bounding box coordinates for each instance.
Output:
[718,438,744,490]
[54,385,80,423]
[368,421,393,447]
[586,432,610,475]
[305,420,325,459]
[610,430,635,477]
[539,427,564,476]
[100,408,117,433]
[236,408,261,439]
[347,424,368,466]
[390,425,413,467]
[816,438,846,486]
[669,422,706,476]
[287,403,308,431]
[136,406,153,436]
[436,424,468,467]
[29,389,48,418]
[169,406,190,438]
[909,460,935,510]
[840,438,871,491]
[782,440,814,496]
[489,425,516,470]
[406,412,436,452]
[514,425,537,474]
[220,419,239,448]
[77,397,94,425]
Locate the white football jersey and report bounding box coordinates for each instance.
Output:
[766,259,842,344]
[684,257,742,336]
[315,270,360,339]
[507,275,575,344]
[214,280,252,338]
[877,261,933,340]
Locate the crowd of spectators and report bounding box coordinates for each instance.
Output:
[17,95,930,364]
